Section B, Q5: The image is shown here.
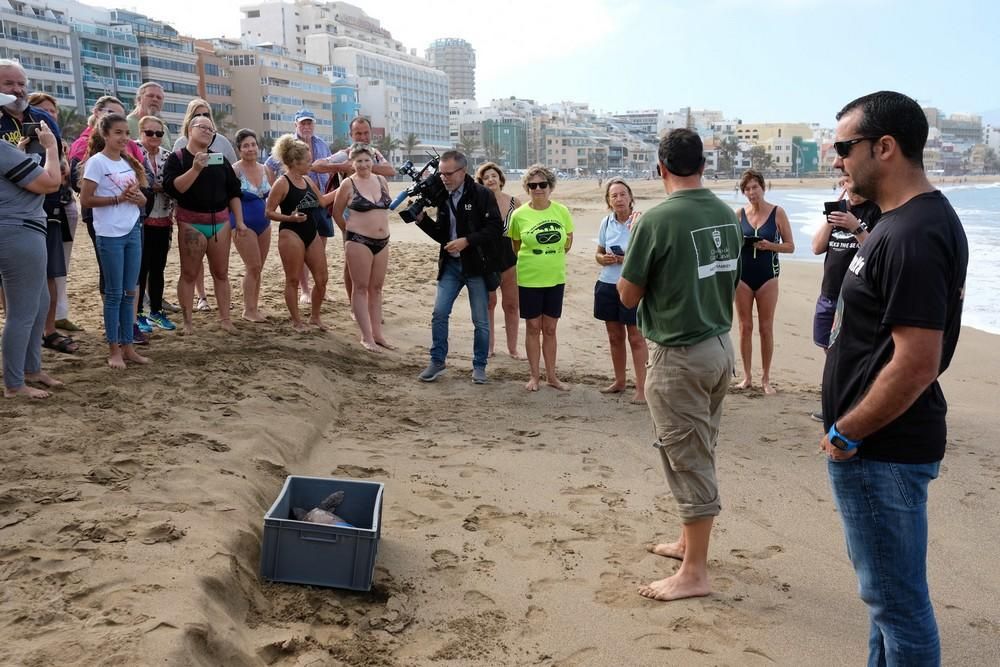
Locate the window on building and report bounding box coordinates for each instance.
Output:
[246,10,260,17]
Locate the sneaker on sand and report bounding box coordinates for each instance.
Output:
[472,367,487,384]
[162,299,181,313]
[136,315,154,334]
[810,411,824,423]
[148,311,177,331]
[418,361,446,382]
[133,324,149,346]
[196,297,211,312]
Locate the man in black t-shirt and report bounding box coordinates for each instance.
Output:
[821,91,968,665]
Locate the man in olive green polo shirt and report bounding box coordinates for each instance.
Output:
[618,128,742,601]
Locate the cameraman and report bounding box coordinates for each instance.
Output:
[415,150,503,384]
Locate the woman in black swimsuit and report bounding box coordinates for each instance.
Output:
[331,144,393,352]
[734,169,795,395]
[265,135,337,332]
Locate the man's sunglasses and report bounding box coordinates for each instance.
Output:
[527,182,549,190]
[834,137,880,158]
[143,130,164,138]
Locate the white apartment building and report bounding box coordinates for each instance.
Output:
[0,0,75,109]
[241,0,448,147]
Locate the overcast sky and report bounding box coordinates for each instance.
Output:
[86,0,1000,125]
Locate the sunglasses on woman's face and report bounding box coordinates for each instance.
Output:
[527,182,549,190]
[143,130,164,138]
[194,111,211,118]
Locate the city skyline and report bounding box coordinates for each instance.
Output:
[83,0,1000,126]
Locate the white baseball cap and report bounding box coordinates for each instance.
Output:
[0,92,16,107]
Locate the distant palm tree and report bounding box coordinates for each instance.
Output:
[403,132,420,162]
[211,107,239,141]
[56,106,87,141]
[459,136,481,165]
[483,139,506,165]
[375,134,402,164]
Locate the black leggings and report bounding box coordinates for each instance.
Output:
[138,225,172,314]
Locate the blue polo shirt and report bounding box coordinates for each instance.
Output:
[265,134,331,191]
[597,213,634,284]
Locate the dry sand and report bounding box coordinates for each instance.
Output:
[1,180,998,666]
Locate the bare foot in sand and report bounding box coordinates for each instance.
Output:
[108,353,126,370]
[638,572,710,601]
[4,385,50,399]
[762,381,777,395]
[309,318,328,331]
[25,371,63,388]
[220,319,237,334]
[361,339,382,353]
[734,377,752,390]
[375,338,396,350]
[601,382,625,394]
[631,393,647,405]
[123,347,151,365]
[242,311,267,323]
[291,320,309,333]
[646,541,684,561]
[547,377,570,391]
[180,322,195,336]
[525,377,540,392]
[508,349,525,360]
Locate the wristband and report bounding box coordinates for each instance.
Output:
[828,422,862,451]
[852,222,868,235]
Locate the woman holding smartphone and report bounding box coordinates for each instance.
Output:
[734,169,794,395]
[163,116,245,335]
[594,178,647,403]
[265,134,336,332]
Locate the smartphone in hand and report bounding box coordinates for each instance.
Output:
[609,245,625,256]
[206,153,225,166]
[824,200,848,215]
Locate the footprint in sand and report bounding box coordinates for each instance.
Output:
[333,464,390,478]
[430,549,460,570]
[462,590,495,607]
[509,428,540,438]
[141,522,186,545]
[729,545,784,561]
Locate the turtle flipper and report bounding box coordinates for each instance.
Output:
[292,507,308,520]
[318,490,345,511]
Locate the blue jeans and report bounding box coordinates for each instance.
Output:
[827,457,941,667]
[430,256,489,369]
[95,221,142,345]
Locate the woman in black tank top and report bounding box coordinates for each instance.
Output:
[265,135,337,332]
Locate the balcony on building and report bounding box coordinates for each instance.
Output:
[0,22,70,52]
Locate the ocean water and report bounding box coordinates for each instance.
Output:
[714,183,1000,335]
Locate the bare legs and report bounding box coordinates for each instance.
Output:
[489,266,521,358]
[524,315,567,391]
[233,227,269,321]
[279,231,327,331]
[345,240,390,351]
[600,322,648,402]
[734,280,779,393]
[177,223,233,334]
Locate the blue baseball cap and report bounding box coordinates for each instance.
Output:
[295,108,316,122]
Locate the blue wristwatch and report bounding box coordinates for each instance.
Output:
[828,423,862,451]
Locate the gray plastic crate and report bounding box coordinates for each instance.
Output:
[259,475,384,591]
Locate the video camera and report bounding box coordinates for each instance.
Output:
[389,153,449,223]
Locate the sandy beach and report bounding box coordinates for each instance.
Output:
[2,180,998,666]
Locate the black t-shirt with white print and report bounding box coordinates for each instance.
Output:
[822,190,968,464]
[820,200,881,299]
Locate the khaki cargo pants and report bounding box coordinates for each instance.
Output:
[645,334,734,523]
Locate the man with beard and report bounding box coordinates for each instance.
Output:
[822,91,968,665]
[0,60,73,353]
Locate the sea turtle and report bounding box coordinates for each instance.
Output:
[292,490,354,527]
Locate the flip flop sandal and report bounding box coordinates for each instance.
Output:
[42,332,79,354]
